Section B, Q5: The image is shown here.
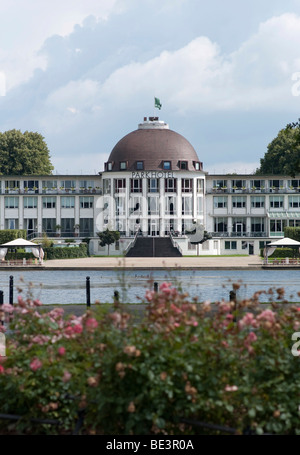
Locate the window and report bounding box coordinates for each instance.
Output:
[103,179,111,194]
[61,197,75,208]
[42,218,56,233]
[61,218,75,235]
[289,196,300,208]
[213,180,227,189]
[5,181,20,191]
[120,161,127,170]
[288,219,300,227]
[80,197,93,209]
[214,196,227,208]
[129,196,141,214]
[136,161,144,170]
[42,197,56,209]
[148,178,159,193]
[163,161,171,170]
[165,178,176,193]
[182,179,192,193]
[270,219,287,233]
[269,196,284,209]
[148,196,159,215]
[130,179,142,193]
[182,196,192,215]
[24,197,37,208]
[107,162,112,171]
[251,196,265,208]
[194,162,201,171]
[5,197,19,208]
[5,219,19,229]
[60,180,75,190]
[214,217,228,233]
[115,197,125,216]
[288,179,300,189]
[251,218,265,233]
[231,180,246,189]
[80,218,94,236]
[79,180,94,190]
[179,161,188,170]
[250,179,265,189]
[42,180,57,190]
[114,179,126,193]
[197,197,203,214]
[24,180,39,191]
[269,180,283,189]
[232,218,246,234]
[232,196,246,208]
[225,241,237,250]
[196,179,203,193]
[166,196,176,215]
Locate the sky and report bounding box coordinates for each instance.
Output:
[1,0,300,176]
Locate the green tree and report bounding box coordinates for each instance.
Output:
[97,229,120,255]
[284,226,300,242]
[0,129,54,175]
[256,122,300,176]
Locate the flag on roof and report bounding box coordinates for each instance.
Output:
[154,97,162,110]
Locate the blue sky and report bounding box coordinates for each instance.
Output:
[1,0,300,175]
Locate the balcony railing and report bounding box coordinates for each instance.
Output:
[2,188,102,195]
[210,231,267,238]
[206,187,299,194]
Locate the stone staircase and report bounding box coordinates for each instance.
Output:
[126,237,182,257]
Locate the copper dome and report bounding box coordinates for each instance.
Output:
[105,118,202,172]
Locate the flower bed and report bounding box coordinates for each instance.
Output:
[0,282,300,434]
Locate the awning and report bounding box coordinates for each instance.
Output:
[267,212,300,218]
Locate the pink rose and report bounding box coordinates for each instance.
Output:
[85,318,98,331]
[72,324,83,334]
[58,347,66,356]
[30,358,42,371]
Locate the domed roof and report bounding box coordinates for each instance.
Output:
[105,118,202,172]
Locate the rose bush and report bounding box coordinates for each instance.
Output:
[0,281,300,434]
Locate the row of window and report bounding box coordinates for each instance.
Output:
[214,217,300,233]
[213,195,300,209]
[105,178,204,194]
[4,197,94,209]
[4,180,97,190]
[1,218,94,231]
[105,160,202,171]
[114,196,202,216]
[212,179,300,190]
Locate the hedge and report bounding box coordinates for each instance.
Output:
[260,247,300,258]
[43,243,88,260]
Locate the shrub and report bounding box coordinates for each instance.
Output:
[284,227,300,242]
[0,230,27,245]
[43,244,88,260]
[0,282,300,434]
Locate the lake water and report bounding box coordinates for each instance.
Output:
[0,269,299,305]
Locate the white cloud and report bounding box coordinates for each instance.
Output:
[93,13,300,114]
[0,0,119,90]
